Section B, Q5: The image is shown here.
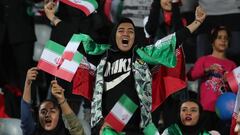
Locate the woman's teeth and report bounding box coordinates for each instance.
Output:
[122,39,129,44]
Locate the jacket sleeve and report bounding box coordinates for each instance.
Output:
[50,21,79,46]
[145,0,160,37]
[20,99,36,135]
[175,27,191,46]
[171,3,184,32]
[63,113,85,135]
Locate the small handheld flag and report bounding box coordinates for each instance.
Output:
[105,94,138,132]
[226,66,240,93]
[37,34,84,82]
[60,0,98,16]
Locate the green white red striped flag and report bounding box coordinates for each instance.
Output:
[60,0,98,16]
[37,39,83,82]
[230,90,240,135]
[227,66,240,93]
[143,123,160,135]
[228,66,240,135]
[62,34,83,60]
[105,94,138,132]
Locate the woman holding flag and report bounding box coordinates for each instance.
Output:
[21,67,85,135]
[43,1,206,134]
[145,0,189,129]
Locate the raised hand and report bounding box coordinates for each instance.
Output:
[44,0,61,26]
[23,67,38,103]
[186,6,207,33]
[44,0,56,18]
[195,6,206,24]
[51,80,65,104]
[25,67,38,85]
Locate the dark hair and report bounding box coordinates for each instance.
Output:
[210,26,231,44]
[177,99,206,133]
[117,18,135,27]
[177,98,203,125]
[34,99,69,135]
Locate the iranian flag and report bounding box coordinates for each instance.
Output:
[151,46,187,111]
[143,123,160,135]
[60,0,98,16]
[227,66,240,135]
[62,34,83,60]
[37,39,83,82]
[227,66,240,93]
[230,89,240,135]
[72,57,96,100]
[105,94,138,132]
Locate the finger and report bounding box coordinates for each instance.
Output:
[52,88,63,96]
[51,80,57,85]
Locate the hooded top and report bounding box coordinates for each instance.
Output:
[102,18,142,133]
[76,17,192,132]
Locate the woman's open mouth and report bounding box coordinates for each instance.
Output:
[122,39,129,45]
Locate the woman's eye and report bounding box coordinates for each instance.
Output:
[51,110,56,113]
[129,31,134,34]
[118,30,123,33]
[191,109,198,112]
[181,109,187,112]
[41,110,47,115]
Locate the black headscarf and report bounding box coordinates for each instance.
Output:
[34,99,70,135]
[108,17,140,52]
[177,99,206,135]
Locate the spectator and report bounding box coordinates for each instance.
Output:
[117,0,153,44]
[44,1,206,133]
[187,26,237,134]
[196,0,240,65]
[21,67,85,135]
[145,0,186,42]
[161,99,211,135]
[145,0,188,131]
[81,6,204,134]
